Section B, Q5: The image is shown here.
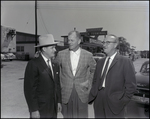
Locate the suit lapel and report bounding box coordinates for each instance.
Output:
[66,49,74,76]
[100,58,106,71]
[108,53,119,72]
[39,54,54,81]
[75,49,83,75]
[98,58,106,79]
[39,54,48,69]
[67,48,83,77]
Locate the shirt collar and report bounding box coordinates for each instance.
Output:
[41,52,50,62]
[70,47,81,56]
[108,51,117,60]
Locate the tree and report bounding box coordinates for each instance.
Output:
[117,37,130,55]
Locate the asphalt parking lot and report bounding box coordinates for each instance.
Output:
[1,58,149,118]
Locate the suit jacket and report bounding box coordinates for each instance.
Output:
[89,53,136,114]
[55,48,96,104]
[24,54,61,114]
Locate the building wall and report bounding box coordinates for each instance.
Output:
[16,44,35,59]
[1,26,16,53]
[16,32,39,59]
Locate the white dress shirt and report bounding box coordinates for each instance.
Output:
[41,53,54,77]
[102,52,117,87]
[70,48,81,76]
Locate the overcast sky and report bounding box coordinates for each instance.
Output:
[1,1,149,51]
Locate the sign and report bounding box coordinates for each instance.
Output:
[80,32,87,36]
[89,31,107,35]
[86,27,103,32]
[80,31,107,36]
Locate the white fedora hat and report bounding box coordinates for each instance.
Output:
[35,34,59,47]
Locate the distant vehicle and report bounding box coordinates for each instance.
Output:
[93,52,106,62]
[1,26,16,61]
[131,60,149,111]
[1,54,5,60]
[1,53,16,61]
[141,51,149,58]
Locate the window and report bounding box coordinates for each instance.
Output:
[16,46,20,52]
[17,46,24,52]
[21,46,24,52]
[140,63,149,76]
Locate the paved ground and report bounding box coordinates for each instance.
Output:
[1,58,149,118]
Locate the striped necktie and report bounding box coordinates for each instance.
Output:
[99,57,110,90]
[47,59,54,78]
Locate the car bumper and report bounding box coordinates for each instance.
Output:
[131,95,149,105]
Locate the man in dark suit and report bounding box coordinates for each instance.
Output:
[24,34,62,118]
[89,34,136,118]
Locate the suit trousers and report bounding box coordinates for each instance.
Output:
[30,98,57,118]
[62,84,88,118]
[93,87,126,118]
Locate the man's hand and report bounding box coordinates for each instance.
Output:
[80,80,89,92]
[31,110,40,118]
[57,103,62,112]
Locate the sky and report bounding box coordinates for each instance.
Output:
[1,1,149,51]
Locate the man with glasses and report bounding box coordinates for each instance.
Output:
[89,34,136,118]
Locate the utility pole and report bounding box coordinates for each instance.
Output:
[35,0,38,52]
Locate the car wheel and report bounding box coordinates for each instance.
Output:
[144,105,149,112]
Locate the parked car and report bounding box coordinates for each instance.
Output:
[131,60,149,111]
[1,53,16,61]
[93,52,106,62]
[16,52,30,61]
[1,54,5,60]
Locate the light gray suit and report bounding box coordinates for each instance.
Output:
[56,48,96,104]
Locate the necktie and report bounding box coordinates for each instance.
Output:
[99,57,110,90]
[47,59,54,78]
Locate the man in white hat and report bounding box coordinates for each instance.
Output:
[24,34,62,118]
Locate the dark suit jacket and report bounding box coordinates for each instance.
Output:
[89,53,136,114]
[24,54,61,116]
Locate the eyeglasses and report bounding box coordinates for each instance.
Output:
[102,41,117,45]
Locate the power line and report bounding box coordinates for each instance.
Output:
[35,0,38,52]
[38,8,49,34]
[37,9,48,34]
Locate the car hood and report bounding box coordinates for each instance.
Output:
[136,72,149,89]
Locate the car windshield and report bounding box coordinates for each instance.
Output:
[140,62,149,76]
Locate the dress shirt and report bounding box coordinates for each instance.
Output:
[70,48,81,76]
[102,52,117,87]
[41,53,54,77]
